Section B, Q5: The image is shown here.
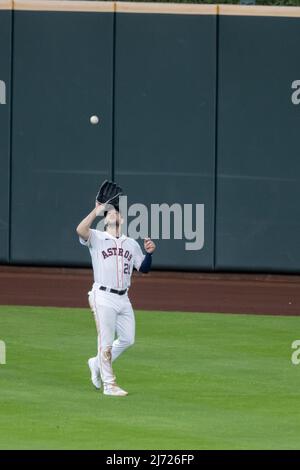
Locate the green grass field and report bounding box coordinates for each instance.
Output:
[0,305,300,449]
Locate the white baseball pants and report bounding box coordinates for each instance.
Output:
[88,289,135,386]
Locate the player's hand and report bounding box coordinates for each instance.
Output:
[95,201,105,217]
[144,238,156,254]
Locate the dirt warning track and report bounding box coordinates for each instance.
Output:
[0,266,299,316]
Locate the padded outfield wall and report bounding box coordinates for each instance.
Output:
[0,0,12,263]
[216,5,300,273]
[0,1,300,272]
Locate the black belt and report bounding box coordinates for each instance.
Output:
[99,286,127,295]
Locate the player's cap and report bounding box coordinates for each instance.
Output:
[104,204,120,217]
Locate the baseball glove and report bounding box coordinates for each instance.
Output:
[96,180,123,207]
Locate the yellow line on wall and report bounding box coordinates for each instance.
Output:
[1,1,300,18]
[115,2,217,15]
[14,0,115,12]
[219,4,300,18]
[0,0,12,10]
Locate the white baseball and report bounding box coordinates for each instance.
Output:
[90,115,99,125]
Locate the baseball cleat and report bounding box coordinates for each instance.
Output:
[88,357,102,390]
[103,384,128,397]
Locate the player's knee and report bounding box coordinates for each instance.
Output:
[120,337,134,349]
[114,336,135,350]
[126,337,135,348]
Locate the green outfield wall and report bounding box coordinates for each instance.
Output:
[1,1,300,272]
[0,2,12,262]
[216,6,300,272]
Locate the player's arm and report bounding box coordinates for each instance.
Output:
[139,238,156,273]
[76,202,105,241]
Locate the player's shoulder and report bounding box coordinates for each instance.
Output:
[122,236,141,249]
[90,228,106,240]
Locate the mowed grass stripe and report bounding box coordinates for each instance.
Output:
[0,306,300,449]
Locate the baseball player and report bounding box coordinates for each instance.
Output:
[76,181,156,397]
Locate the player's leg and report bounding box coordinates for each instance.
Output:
[93,291,128,396]
[112,297,135,362]
[87,291,101,388]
